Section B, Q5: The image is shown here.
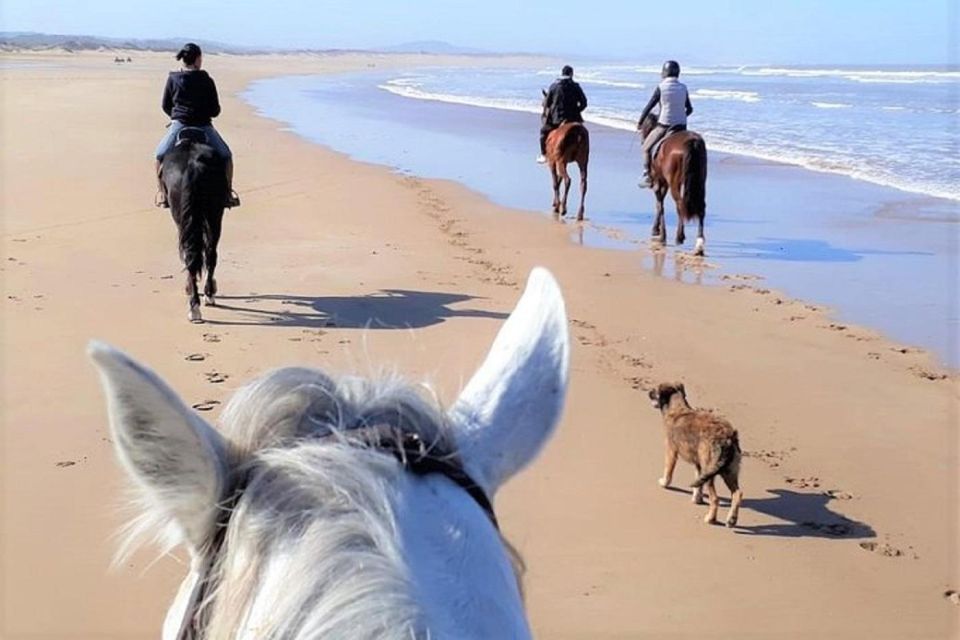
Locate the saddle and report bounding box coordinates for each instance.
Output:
[651,124,687,160]
[175,127,209,147]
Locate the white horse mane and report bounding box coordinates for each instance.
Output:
[125,367,521,639]
[92,267,569,640]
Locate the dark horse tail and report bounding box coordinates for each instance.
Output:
[681,135,707,221]
[559,123,589,161]
[165,142,227,276]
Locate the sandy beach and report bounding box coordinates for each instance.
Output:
[1,50,958,639]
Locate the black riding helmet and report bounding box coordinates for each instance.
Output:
[661,60,680,78]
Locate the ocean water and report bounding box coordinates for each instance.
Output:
[380,64,960,203]
[243,66,958,366]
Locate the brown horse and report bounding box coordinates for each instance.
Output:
[639,114,708,255]
[542,92,589,220]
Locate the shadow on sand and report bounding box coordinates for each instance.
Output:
[206,290,508,329]
[735,488,876,539]
[665,486,875,539]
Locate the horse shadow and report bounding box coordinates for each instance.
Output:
[207,290,508,329]
[734,488,876,539]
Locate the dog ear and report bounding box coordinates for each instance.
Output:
[647,386,660,408]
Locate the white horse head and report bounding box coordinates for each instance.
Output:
[90,268,569,639]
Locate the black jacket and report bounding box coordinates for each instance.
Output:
[544,77,587,126]
[162,69,221,126]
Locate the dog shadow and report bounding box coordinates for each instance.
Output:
[734,488,876,539]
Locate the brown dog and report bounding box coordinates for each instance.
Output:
[648,382,743,526]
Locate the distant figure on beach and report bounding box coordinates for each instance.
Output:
[154,43,239,208]
[538,65,587,164]
[637,60,693,187]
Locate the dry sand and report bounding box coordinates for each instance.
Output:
[1,50,957,638]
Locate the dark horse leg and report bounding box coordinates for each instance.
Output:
[203,212,223,305]
[694,214,705,256]
[550,164,561,214]
[560,164,572,217]
[185,270,202,322]
[652,184,668,244]
[675,194,687,246]
[576,160,587,221]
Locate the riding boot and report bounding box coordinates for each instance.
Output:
[155,159,169,208]
[639,153,653,188]
[224,159,240,208]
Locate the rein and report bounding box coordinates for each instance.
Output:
[176,424,496,639]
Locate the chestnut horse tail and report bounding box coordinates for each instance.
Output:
[681,136,707,221]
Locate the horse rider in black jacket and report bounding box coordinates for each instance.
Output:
[538,65,588,163]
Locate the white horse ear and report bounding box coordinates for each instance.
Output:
[450,268,570,496]
[88,341,230,554]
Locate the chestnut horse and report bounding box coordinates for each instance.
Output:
[542,92,589,220]
[161,129,228,322]
[639,114,708,255]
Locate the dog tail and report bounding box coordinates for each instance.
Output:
[690,431,740,488]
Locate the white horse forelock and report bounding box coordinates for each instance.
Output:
[118,366,523,640]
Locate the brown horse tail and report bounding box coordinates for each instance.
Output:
[690,431,739,488]
[681,136,707,221]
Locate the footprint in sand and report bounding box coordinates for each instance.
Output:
[909,366,948,381]
[824,489,855,501]
[859,541,905,558]
[204,371,228,384]
[202,333,221,343]
[742,448,793,469]
[185,353,208,362]
[192,400,221,412]
[625,375,652,391]
[55,456,87,468]
[785,476,821,489]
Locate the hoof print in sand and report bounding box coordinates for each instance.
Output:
[192,400,221,412]
[185,353,207,362]
[944,590,960,605]
[202,333,221,343]
[204,371,228,384]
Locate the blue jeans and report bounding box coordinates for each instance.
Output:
[155,121,232,160]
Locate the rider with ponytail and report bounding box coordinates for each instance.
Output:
[154,43,240,208]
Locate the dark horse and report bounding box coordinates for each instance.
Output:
[639,114,708,255]
[161,129,227,323]
[542,92,589,220]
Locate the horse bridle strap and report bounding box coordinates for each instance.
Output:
[176,426,496,639]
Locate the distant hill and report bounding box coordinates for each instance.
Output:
[0,32,526,58]
[0,32,265,54]
[378,40,489,55]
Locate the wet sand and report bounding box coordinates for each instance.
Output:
[1,50,957,639]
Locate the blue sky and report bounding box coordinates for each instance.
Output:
[1,0,955,65]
